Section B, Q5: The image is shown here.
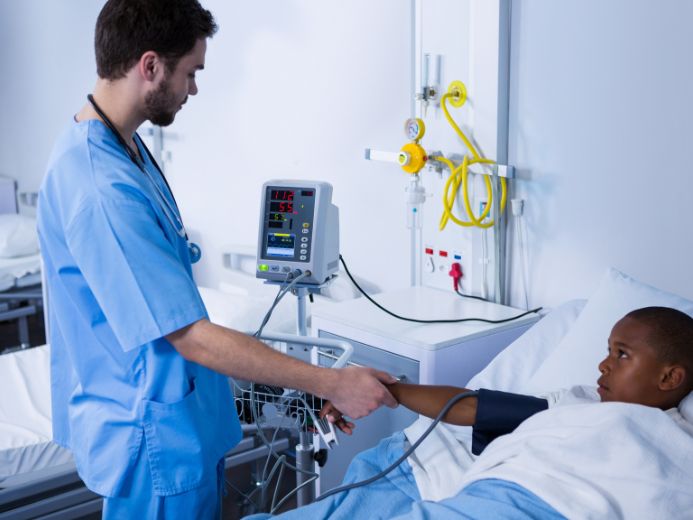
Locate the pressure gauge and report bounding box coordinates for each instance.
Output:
[404,118,425,142]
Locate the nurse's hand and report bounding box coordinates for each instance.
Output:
[326,366,398,419]
[319,401,356,435]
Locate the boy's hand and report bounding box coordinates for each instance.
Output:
[319,401,356,435]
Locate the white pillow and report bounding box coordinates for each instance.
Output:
[525,268,693,394]
[467,299,586,392]
[0,214,39,258]
[680,392,693,423]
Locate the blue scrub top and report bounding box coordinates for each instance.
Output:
[37,119,241,497]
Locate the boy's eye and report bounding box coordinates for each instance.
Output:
[617,349,628,359]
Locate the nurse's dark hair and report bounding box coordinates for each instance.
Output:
[95,0,217,80]
[625,306,693,387]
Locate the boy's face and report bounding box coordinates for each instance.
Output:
[597,316,668,406]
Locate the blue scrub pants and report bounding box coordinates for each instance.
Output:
[101,445,225,520]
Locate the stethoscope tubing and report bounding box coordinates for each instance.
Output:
[87,94,187,239]
[86,95,201,263]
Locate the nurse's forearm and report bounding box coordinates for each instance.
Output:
[388,382,478,426]
[169,319,333,393]
[167,319,396,419]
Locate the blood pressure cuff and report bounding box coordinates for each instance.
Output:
[471,389,548,455]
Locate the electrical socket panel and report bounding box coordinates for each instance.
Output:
[421,244,472,293]
[419,171,477,295]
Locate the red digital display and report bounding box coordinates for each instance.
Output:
[271,190,295,201]
[270,201,294,213]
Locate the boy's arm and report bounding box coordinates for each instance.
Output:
[388,382,478,426]
[322,382,547,458]
[321,382,478,433]
[393,384,549,456]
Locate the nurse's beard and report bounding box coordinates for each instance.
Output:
[144,79,179,127]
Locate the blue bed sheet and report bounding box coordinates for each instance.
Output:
[244,431,420,520]
[391,479,565,520]
[244,432,564,520]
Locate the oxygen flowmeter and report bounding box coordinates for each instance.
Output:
[256,180,339,285]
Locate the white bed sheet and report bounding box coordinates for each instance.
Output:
[0,345,73,485]
[0,253,41,292]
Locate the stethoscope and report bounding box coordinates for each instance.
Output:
[87,94,202,264]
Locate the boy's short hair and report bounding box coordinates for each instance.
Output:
[625,306,693,381]
[95,0,217,80]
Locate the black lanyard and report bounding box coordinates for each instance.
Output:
[86,94,188,240]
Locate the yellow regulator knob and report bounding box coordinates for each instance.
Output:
[447,80,467,108]
[399,142,427,174]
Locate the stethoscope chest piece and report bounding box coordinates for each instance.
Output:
[189,242,202,264]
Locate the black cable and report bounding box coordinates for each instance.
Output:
[246,270,321,508]
[339,255,542,324]
[455,289,488,302]
[254,270,309,338]
[315,390,479,502]
[87,94,189,239]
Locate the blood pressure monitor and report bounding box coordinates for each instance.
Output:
[256,180,339,285]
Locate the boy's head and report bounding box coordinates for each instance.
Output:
[598,306,693,409]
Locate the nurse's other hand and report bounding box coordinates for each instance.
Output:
[319,401,356,435]
[327,366,397,419]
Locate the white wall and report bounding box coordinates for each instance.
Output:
[0,0,103,213]
[3,0,693,309]
[507,0,693,308]
[163,1,411,289]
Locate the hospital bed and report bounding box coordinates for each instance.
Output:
[0,256,43,350]
[0,179,43,351]
[0,344,89,518]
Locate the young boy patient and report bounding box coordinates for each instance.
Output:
[246,306,693,520]
[310,305,693,519]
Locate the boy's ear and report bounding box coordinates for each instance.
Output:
[659,365,686,391]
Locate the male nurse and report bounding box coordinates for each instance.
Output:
[37,1,396,517]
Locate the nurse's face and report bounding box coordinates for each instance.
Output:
[145,38,207,126]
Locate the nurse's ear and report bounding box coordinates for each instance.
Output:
[138,51,165,83]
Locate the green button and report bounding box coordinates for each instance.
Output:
[258,264,269,272]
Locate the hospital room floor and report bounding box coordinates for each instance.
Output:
[0,309,45,353]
